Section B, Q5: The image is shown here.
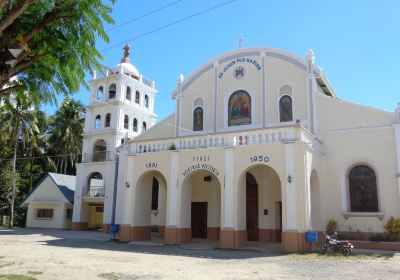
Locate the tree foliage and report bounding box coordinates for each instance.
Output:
[48,98,85,174]
[0,0,115,104]
[0,95,85,226]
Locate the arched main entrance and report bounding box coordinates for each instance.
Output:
[180,170,222,243]
[239,165,282,244]
[132,170,167,241]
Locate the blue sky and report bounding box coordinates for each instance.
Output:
[45,0,400,121]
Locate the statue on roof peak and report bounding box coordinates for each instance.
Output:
[121,43,130,63]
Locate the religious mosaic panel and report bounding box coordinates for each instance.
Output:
[193,107,204,131]
[279,95,293,122]
[228,90,251,126]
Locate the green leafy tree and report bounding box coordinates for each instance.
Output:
[48,98,85,174]
[0,92,40,227]
[0,0,115,103]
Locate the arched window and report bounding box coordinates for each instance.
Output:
[87,172,104,197]
[95,115,101,129]
[105,113,111,127]
[135,90,140,104]
[228,90,251,126]
[126,86,131,101]
[279,95,293,122]
[193,107,203,131]
[348,165,378,212]
[133,118,138,132]
[124,115,129,129]
[109,84,116,99]
[96,87,103,101]
[144,95,149,108]
[92,139,107,162]
[142,121,147,132]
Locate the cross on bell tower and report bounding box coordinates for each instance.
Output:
[235,35,247,49]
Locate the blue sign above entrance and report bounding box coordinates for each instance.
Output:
[218,57,261,79]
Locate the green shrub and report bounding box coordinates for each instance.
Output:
[326,219,338,235]
[169,143,176,150]
[384,217,400,241]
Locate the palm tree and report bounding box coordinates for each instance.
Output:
[0,93,40,227]
[48,98,85,174]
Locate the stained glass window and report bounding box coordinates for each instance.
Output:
[279,95,293,122]
[348,165,378,212]
[193,107,203,131]
[228,90,251,126]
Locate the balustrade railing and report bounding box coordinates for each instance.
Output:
[82,151,115,163]
[128,126,321,155]
[86,187,105,198]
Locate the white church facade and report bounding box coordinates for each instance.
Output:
[71,46,400,252]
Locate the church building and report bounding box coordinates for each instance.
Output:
[72,46,400,253]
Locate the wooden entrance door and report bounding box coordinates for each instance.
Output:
[191,202,207,238]
[246,173,259,241]
[276,201,282,242]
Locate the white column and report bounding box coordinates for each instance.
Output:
[395,124,400,199]
[306,49,317,134]
[213,61,219,133]
[72,164,86,223]
[175,74,184,137]
[284,144,297,230]
[115,149,128,225]
[395,102,400,201]
[261,52,267,127]
[223,148,234,228]
[121,155,134,225]
[103,162,116,225]
[166,152,179,226]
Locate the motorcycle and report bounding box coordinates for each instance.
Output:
[318,232,354,256]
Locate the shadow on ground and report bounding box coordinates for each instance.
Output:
[0,228,284,260]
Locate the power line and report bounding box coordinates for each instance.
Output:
[101,0,238,52]
[106,0,184,33]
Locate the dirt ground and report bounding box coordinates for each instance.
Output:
[0,229,399,280]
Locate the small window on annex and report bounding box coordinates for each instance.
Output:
[105,113,111,127]
[66,209,73,219]
[97,87,104,101]
[228,90,251,126]
[151,177,159,210]
[348,165,379,212]
[126,86,131,101]
[109,84,116,99]
[124,115,129,129]
[193,107,203,131]
[133,118,138,132]
[144,95,149,108]
[36,209,53,219]
[135,90,140,104]
[95,115,101,129]
[142,121,147,132]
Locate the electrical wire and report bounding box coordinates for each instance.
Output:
[106,0,184,32]
[101,0,238,52]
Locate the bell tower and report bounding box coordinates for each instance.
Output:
[72,44,157,232]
